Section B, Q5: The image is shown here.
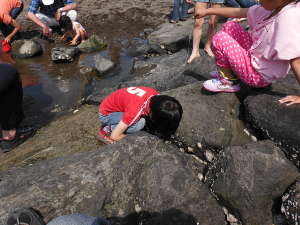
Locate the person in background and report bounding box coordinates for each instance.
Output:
[0,63,35,152]
[0,0,23,52]
[98,86,183,144]
[59,15,87,46]
[170,0,192,23]
[27,0,77,37]
[186,0,224,62]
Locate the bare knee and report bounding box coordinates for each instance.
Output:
[194,18,204,28]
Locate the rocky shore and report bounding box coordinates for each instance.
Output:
[1,1,300,225]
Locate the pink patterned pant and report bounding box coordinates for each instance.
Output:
[212,21,270,88]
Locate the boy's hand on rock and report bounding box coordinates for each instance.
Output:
[69,40,77,46]
[279,95,300,106]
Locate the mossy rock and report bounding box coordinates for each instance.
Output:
[77,34,107,53]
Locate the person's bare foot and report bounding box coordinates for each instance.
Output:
[204,46,215,58]
[187,52,200,64]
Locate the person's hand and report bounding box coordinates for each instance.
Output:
[186,0,193,4]
[4,37,11,43]
[278,95,300,106]
[69,39,77,46]
[42,25,51,36]
[194,10,208,19]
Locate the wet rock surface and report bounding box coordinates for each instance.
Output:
[11,40,43,58]
[244,75,300,167]
[0,134,226,225]
[51,47,80,63]
[94,54,115,74]
[206,141,299,225]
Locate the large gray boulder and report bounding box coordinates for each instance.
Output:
[0,134,226,225]
[11,40,43,58]
[164,82,251,147]
[206,141,299,225]
[244,75,300,167]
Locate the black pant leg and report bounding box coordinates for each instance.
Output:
[0,63,24,130]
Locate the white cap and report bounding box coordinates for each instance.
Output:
[42,0,54,5]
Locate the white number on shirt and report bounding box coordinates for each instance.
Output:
[127,87,146,97]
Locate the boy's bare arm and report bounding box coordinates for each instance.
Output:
[279,57,300,105]
[195,7,248,19]
[70,30,80,45]
[5,19,21,43]
[110,121,128,142]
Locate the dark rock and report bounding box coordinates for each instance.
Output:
[184,50,217,80]
[51,47,80,63]
[94,54,115,75]
[207,141,299,225]
[120,49,198,91]
[86,50,198,105]
[77,34,107,53]
[164,82,252,147]
[11,40,43,58]
[148,19,193,54]
[0,134,226,225]
[244,75,300,167]
[127,39,151,57]
[281,178,300,225]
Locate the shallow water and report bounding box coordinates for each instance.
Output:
[0,37,140,126]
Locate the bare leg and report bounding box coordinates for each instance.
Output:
[204,3,222,58]
[187,2,207,64]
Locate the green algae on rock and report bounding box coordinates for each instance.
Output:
[77,34,107,53]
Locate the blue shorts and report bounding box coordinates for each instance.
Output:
[193,0,224,3]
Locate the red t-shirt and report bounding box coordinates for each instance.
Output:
[0,0,22,24]
[99,87,159,126]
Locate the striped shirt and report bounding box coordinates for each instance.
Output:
[28,0,74,17]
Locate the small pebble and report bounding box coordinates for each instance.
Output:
[205,150,214,162]
[187,146,194,153]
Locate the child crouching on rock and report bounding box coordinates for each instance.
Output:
[199,0,300,105]
[59,15,87,46]
[98,86,183,144]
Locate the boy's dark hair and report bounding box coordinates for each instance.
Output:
[59,15,72,31]
[149,95,183,139]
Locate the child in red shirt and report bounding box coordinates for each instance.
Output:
[99,86,183,144]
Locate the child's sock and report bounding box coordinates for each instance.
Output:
[218,67,239,84]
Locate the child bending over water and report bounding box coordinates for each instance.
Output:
[59,15,87,46]
[98,86,183,144]
[199,0,300,105]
